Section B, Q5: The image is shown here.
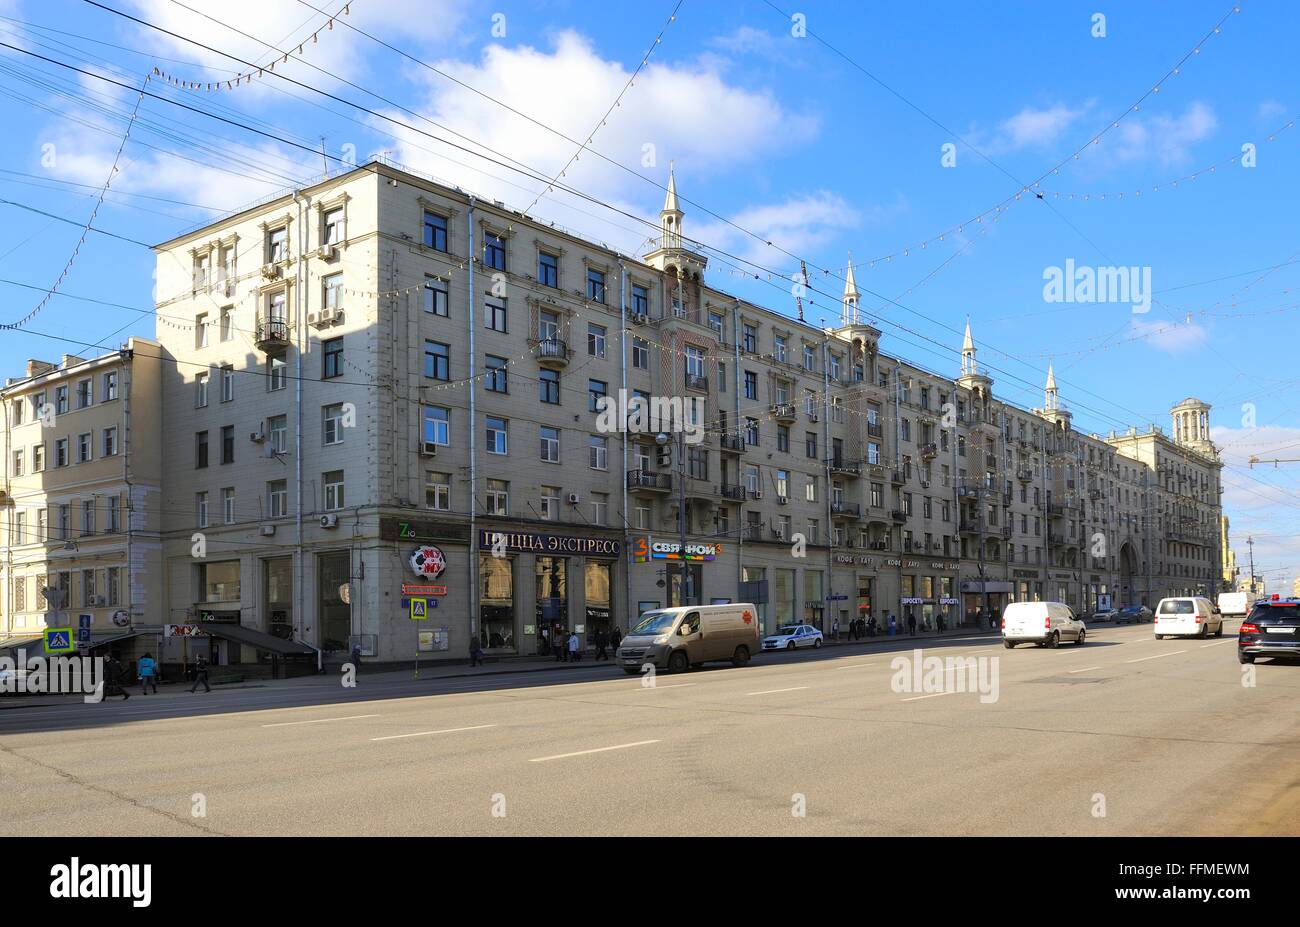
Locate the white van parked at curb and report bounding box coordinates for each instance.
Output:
[1153,596,1224,639]
[1002,601,1086,648]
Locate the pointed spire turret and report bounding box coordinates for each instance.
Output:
[841,254,860,325]
[663,161,680,213]
[1045,363,1059,411]
[960,318,977,376]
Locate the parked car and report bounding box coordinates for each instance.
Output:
[1153,596,1224,639]
[1090,608,1119,623]
[617,604,760,674]
[1115,605,1152,624]
[1002,601,1086,648]
[761,624,824,652]
[1237,596,1300,664]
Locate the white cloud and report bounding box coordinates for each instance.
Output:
[993,102,1091,152]
[1127,315,1207,353]
[1210,424,1300,590]
[1108,101,1217,167]
[1257,99,1287,122]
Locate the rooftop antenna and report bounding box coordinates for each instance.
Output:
[320,136,329,178]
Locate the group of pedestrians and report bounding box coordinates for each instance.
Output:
[100,652,211,701]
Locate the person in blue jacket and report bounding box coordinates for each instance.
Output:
[138,652,158,694]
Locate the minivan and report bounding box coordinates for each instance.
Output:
[1153,596,1224,639]
[616,604,761,674]
[1002,601,1086,648]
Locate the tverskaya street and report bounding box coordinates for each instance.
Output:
[2,620,1296,837]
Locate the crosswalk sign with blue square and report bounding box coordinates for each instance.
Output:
[44,628,74,654]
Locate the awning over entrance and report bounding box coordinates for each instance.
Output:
[0,634,43,657]
[200,623,316,656]
[88,630,152,651]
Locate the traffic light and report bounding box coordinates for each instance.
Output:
[657,444,673,468]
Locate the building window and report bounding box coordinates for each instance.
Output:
[425,471,451,510]
[485,297,507,332]
[323,403,346,445]
[422,406,450,446]
[483,233,506,270]
[424,276,449,316]
[11,450,22,477]
[540,425,560,463]
[774,335,787,363]
[323,337,343,379]
[588,379,607,413]
[486,479,509,515]
[220,307,233,342]
[424,340,450,380]
[539,369,560,404]
[195,314,209,349]
[485,355,508,393]
[708,311,724,337]
[76,378,93,408]
[631,284,649,315]
[267,415,287,454]
[55,438,68,468]
[742,324,756,353]
[323,470,345,510]
[806,432,817,459]
[745,417,759,445]
[55,385,69,414]
[268,480,288,518]
[537,251,558,288]
[744,371,757,400]
[777,426,789,453]
[196,492,208,529]
[99,426,118,458]
[195,431,209,469]
[587,322,606,357]
[195,372,209,408]
[267,352,287,391]
[540,486,561,520]
[423,211,448,251]
[220,365,234,402]
[586,269,606,303]
[222,488,235,524]
[591,492,608,525]
[803,344,816,370]
[78,433,92,463]
[323,207,345,245]
[323,272,343,311]
[538,309,560,342]
[220,425,235,464]
[33,445,44,472]
[267,226,288,262]
[589,435,608,470]
[486,416,508,455]
[632,337,649,369]
[57,504,70,540]
[688,446,708,481]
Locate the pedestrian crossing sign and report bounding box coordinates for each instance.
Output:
[44,627,74,654]
[409,598,427,620]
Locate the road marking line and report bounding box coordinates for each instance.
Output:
[1201,640,1235,648]
[640,683,694,689]
[529,740,660,763]
[747,686,809,696]
[834,663,877,669]
[901,690,956,702]
[261,714,380,728]
[371,724,497,741]
[1068,666,1102,674]
[1125,651,1186,663]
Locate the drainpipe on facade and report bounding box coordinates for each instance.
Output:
[820,331,832,631]
[292,191,319,672]
[732,301,743,603]
[618,260,629,632]
[467,195,478,650]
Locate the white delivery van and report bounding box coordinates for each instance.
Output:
[616,604,761,674]
[1002,601,1086,648]
[1217,592,1249,618]
[1153,596,1224,639]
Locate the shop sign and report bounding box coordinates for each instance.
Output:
[409,545,447,579]
[402,583,448,596]
[835,554,875,566]
[901,597,927,605]
[198,610,239,623]
[1012,569,1039,579]
[480,530,620,558]
[634,537,720,562]
[939,597,960,605]
[884,558,923,569]
[165,624,206,637]
[111,610,131,628]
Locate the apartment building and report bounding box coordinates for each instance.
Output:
[0,341,163,659]
[147,160,1223,666]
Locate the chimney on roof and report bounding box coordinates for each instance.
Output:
[26,359,55,377]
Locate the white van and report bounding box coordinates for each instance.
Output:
[1002,601,1086,648]
[616,604,761,674]
[1154,596,1224,639]
[1216,591,1249,618]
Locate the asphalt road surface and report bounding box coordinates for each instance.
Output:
[3,620,1298,836]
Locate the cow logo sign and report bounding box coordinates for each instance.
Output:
[409,544,447,579]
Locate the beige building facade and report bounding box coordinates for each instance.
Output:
[140,161,1224,667]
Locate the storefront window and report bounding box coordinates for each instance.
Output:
[480,555,515,650]
[200,561,240,602]
[317,552,351,652]
[857,576,873,625]
[668,562,702,607]
[264,557,293,639]
[742,565,767,631]
[585,560,612,637]
[805,570,823,629]
[774,569,795,626]
[536,557,568,643]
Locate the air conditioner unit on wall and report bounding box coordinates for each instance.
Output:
[320,514,339,529]
[421,441,438,457]
[567,492,580,504]
[317,243,337,261]
[260,524,276,536]
[261,263,281,280]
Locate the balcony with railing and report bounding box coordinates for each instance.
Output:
[626,470,671,493]
[534,337,569,368]
[254,315,290,351]
[1016,467,1033,482]
[830,458,862,478]
[959,518,981,534]
[920,442,938,460]
[890,469,905,485]
[719,484,747,501]
[890,508,907,523]
[770,402,796,422]
[720,433,744,454]
[867,422,883,438]
[685,372,708,391]
[831,501,862,518]
[742,524,764,542]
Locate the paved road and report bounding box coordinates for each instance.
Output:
[3,620,1298,836]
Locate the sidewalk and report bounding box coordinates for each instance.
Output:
[0,622,1002,709]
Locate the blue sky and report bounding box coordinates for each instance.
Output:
[1,0,1297,585]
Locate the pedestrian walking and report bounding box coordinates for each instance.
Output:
[907,612,917,636]
[105,656,129,701]
[553,630,565,661]
[611,626,623,654]
[567,631,580,662]
[350,643,362,674]
[832,618,840,642]
[867,615,878,637]
[189,655,211,694]
[469,636,485,667]
[538,627,550,657]
[137,652,158,694]
[594,628,608,661]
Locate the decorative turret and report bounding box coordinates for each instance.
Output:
[643,162,707,279]
[955,318,993,400]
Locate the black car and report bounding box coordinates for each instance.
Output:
[1115,605,1152,624]
[1238,597,1300,664]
